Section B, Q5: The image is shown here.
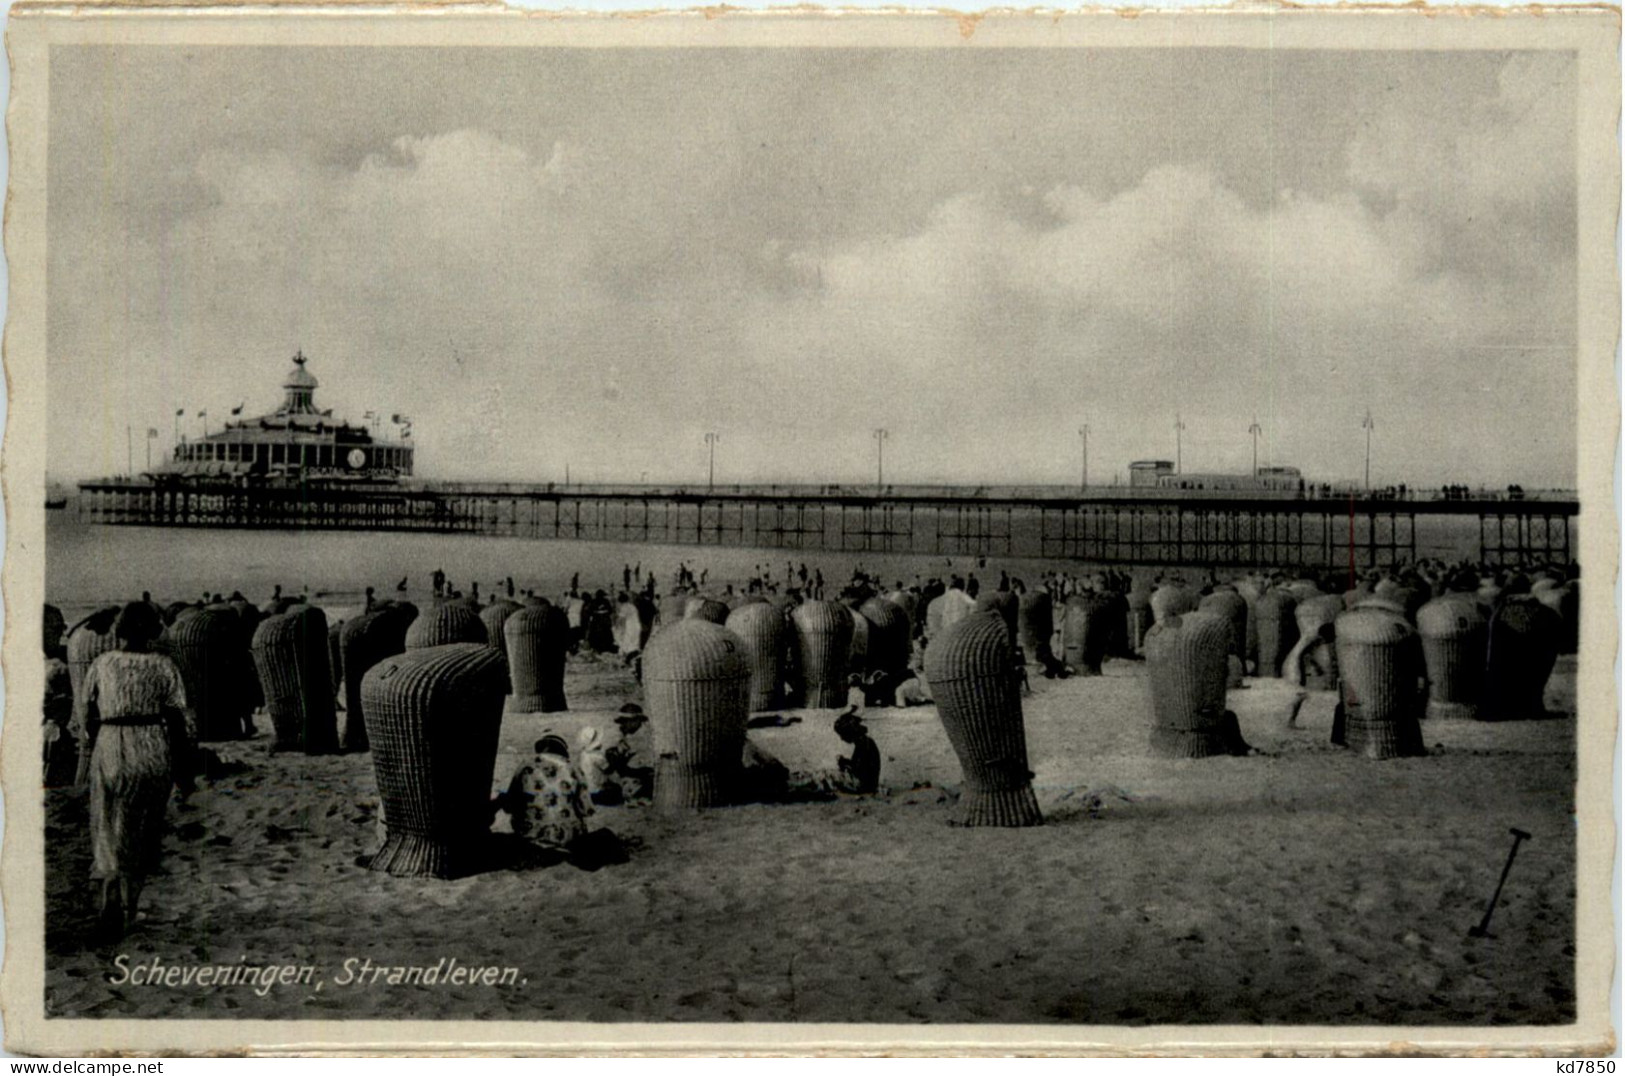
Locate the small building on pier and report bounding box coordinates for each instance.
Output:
[165,352,411,482]
[1158,467,1304,494]
[1129,460,1176,488]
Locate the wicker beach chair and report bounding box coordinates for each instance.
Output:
[1334,607,1426,759]
[924,611,1042,828]
[642,619,750,810]
[362,642,509,879]
[725,601,791,713]
[250,605,339,754]
[1416,595,1487,720]
[502,604,571,713]
[790,600,854,709]
[1144,611,1248,759]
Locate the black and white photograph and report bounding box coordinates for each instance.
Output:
[1,9,1616,1055]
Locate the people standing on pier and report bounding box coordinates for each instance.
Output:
[79,601,196,940]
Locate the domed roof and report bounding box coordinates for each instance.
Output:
[283,351,319,390]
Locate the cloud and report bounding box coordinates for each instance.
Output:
[745,133,1571,485]
[47,51,1578,490]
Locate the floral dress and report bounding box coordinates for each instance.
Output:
[507,750,593,850]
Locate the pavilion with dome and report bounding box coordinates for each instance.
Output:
[164,352,413,481]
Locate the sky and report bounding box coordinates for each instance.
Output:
[46,45,1579,489]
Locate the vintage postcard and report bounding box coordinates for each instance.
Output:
[0,5,1617,1056]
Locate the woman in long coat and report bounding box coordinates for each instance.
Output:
[80,602,196,938]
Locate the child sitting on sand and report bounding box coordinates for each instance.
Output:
[833,712,881,795]
[576,726,620,806]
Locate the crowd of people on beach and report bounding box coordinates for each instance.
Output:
[43,547,1579,941]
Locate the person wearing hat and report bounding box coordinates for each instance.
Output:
[576,725,619,806]
[605,705,653,802]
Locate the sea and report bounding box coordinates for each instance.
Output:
[42,509,1536,624]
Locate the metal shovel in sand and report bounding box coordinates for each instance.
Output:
[1469,827,1531,939]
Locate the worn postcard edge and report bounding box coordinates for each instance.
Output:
[0,6,1617,1056]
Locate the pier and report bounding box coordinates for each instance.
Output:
[73,480,1577,569]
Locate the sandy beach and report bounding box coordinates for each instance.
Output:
[43,639,1577,1026]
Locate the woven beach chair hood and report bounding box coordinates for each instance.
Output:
[1334,607,1426,759]
[1480,597,1561,722]
[405,602,488,650]
[642,619,751,810]
[790,600,854,709]
[362,642,509,879]
[1253,588,1300,679]
[503,604,571,714]
[1144,611,1248,758]
[924,610,1042,828]
[163,606,252,742]
[1415,595,1488,720]
[725,601,791,713]
[250,605,339,754]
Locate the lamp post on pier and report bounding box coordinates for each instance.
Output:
[704,431,720,492]
[872,428,889,492]
[1078,425,1089,492]
[1362,410,1375,490]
